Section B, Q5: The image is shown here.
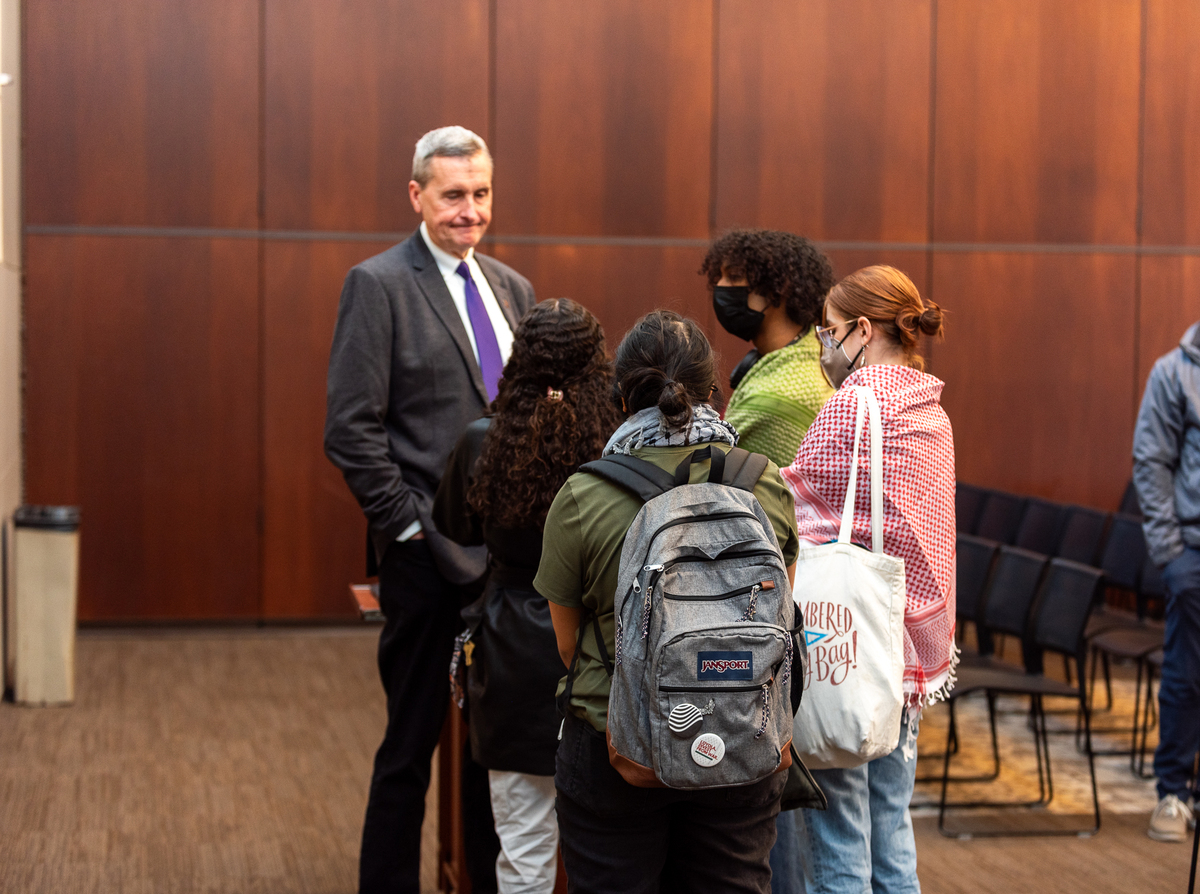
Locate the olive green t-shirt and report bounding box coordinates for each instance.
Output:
[533,442,800,732]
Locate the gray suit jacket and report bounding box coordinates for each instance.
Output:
[324,231,537,583]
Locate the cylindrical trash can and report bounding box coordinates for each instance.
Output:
[12,505,80,706]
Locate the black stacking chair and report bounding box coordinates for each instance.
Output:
[1118,479,1142,517]
[917,544,1041,792]
[914,534,1002,789]
[1085,517,1163,755]
[955,534,1001,660]
[1087,513,1148,638]
[975,492,1029,545]
[1087,623,1163,751]
[938,559,1105,838]
[1131,560,1169,777]
[1141,553,1166,606]
[956,483,990,534]
[982,545,1050,670]
[1012,498,1069,681]
[1014,498,1068,555]
[1084,514,1148,711]
[1056,506,1109,565]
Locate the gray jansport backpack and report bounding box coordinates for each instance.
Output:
[577,445,803,790]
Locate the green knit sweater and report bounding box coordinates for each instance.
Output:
[724,329,834,468]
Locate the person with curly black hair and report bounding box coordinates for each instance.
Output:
[701,228,836,467]
[433,298,622,894]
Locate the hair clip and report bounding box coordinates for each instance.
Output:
[546,387,564,401]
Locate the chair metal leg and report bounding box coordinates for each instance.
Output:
[1129,659,1146,774]
[938,689,1101,838]
[937,699,957,836]
[1033,695,1052,807]
[916,694,999,786]
[1135,663,1158,779]
[1079,697,1102,837]
[1102,651,1113,711]
[986,692,1001,779]
[1188,797,1198,894]
[1088,654,1161,755]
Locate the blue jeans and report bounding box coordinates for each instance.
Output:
[770,811,802,894]
[776,716,920,894]
[1155,547,1200,802]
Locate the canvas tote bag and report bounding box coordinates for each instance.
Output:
[792,385,906,769]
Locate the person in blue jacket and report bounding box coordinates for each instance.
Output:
[1134,320,1200,843]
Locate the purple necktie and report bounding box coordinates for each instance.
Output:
[456,261,504,402]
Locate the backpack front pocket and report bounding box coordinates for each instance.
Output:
[651,625,790,788]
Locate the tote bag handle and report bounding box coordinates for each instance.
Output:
[836,386,884,554]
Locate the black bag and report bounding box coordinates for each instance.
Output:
[456,573,564,776]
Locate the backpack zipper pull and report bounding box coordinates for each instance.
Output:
[740,584,762,621]
[782,628,794,686]
[754,680,772,740]
[640,564,665,639]
[632,563,664,594]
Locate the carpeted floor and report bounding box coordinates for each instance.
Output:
[0,628,1193,893]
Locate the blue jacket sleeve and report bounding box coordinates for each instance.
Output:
[1133,355,1186,566]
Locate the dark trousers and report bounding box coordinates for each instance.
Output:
[360,539,500,894]
[554,712,785,894]
[1156,547,1200,801]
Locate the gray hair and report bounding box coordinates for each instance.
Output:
[411,126,492,187]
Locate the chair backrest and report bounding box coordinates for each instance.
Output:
[1140,554,1165,605]
[956,534,999,624]
[1031,558,1106,660]
[1014,498,1067,554]
[1098,513,1146,592]
[1118,479,1142,517]
[975,492,1029,544]
[980,545,1049,640]
[1056,506,1109,565]
[955,483,989,534]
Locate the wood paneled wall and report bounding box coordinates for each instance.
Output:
[23,0,1200,620]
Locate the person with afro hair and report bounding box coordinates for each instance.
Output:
[701,228,835,467]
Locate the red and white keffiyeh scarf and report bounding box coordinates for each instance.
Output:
[781,365,958,707]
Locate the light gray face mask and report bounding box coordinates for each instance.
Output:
[819,341,864,390]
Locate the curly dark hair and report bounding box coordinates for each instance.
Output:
[468,298,622,530]
[700,228,834,331]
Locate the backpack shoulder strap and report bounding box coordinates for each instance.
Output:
[578,454,676,503]
[722,446,770,493]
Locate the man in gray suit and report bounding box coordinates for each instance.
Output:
[325,126,537,894]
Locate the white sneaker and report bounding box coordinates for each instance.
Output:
[1148,794,1194,842]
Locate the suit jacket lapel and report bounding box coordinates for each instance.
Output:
[408,235,489,404]
[477,255,522,331]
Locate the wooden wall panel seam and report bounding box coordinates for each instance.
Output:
[25,225,1200,256]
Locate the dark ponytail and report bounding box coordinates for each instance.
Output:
[613,311,720,428]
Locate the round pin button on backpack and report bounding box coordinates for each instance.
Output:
[690,733,725,767]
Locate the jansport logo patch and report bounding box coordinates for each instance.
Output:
[697,651,753,681]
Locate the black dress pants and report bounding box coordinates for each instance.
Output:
[555,712,785,894]
[359,539,500,894]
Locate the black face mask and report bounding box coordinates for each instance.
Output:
[712,286,764,341]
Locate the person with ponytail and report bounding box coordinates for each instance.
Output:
[534,310,802,894]
[433,298,622,894]
[779,266,955,894]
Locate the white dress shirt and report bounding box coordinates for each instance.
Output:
[419,222,515,365]
[397,224,516,542]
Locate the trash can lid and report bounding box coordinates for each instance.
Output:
[14,505,81,531]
